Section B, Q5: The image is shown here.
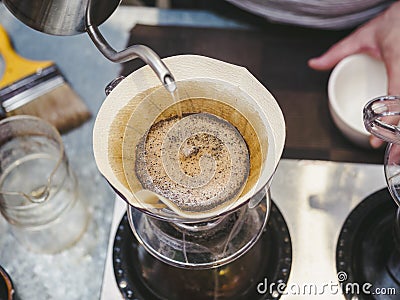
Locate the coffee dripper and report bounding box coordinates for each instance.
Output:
[93,55,288,298]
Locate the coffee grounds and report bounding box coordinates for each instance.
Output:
[135,113,250,212]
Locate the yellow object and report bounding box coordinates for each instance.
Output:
[0,24,53,89]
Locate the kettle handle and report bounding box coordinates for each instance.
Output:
[85,0,176,92]
[363,95,400,144]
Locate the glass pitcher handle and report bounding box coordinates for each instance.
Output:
[363,95,400,144]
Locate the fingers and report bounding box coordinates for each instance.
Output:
[386,65,400,96]
[308,35,362,70]
[308,17,381,71]
[383,49,400,95]
[370,135,385,149]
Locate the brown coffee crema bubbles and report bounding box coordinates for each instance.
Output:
[135,110,250,213]
[117,89,266,217]
[123,94,265,217]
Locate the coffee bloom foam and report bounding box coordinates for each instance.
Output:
[135,112,250,213]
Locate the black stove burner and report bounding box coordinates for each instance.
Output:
[113,201,292,300]
[337,188,400,299]
[0,265,16,300]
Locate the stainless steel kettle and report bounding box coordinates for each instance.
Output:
[2,0,175,89]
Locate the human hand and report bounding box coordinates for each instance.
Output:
[308,1,400,148]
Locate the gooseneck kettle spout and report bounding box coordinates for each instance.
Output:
[2,0,176,91]
[85,0,176,91]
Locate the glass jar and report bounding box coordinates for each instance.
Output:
[0,115,88,253]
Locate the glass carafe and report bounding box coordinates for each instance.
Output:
[364,95,400,291]
[364,95,400,204]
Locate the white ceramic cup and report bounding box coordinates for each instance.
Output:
[328,53,387,148]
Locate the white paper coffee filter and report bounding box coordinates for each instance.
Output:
[93,55,285,220]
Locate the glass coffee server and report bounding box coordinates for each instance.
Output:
[93,55,291,299]
[334,95,400,300]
